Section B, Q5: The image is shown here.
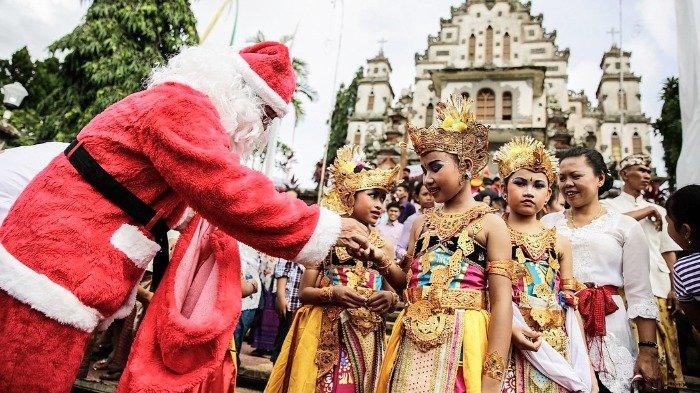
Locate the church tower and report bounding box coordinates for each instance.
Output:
[596,45,651,165]
[346,50,394,151]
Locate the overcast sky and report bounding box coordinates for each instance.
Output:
[0,0,678,187]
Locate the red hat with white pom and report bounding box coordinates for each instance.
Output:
[232,41,296,118]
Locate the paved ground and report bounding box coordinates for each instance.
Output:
[73,343,271,392]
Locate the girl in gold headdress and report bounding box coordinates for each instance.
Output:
[265,145,405,393]
[493,136,594,393]
[377,94,513,393]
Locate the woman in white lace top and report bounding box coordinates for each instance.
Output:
[541,147,660,393]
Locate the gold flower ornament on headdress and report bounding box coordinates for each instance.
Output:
[321,145,400,216]
[493,136,559,184]
[407,94,489,175]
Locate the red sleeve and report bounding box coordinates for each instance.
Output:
[136,83,339,265]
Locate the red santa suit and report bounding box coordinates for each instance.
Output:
[0,42,340,392]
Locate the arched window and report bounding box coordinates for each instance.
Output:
[461,92,470,101]
[426,103,435,126]
[502,91,512,120]
[618,89,627,111]
[611,132,622,162]
[468,34,476,62]
[502,33,511,62]
[632,132,642,154]
[485,26,493,63]
[367,92,375,112]
[476,88,496,120]
[353,130,361,145]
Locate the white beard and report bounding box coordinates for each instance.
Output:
[146,45,268,158]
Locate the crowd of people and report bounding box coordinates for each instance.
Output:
[0,39,699,393]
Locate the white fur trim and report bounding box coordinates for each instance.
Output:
[230,53,289,117]
[0,242,102,332]
[110,224,161,269]
[293,207,341,266]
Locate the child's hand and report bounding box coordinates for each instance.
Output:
[512,324,542,351]
[332,286,366,308]
[366,290,395,314]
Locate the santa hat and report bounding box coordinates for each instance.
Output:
[232,41,296,118]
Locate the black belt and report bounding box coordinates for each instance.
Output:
[65,140,169,291]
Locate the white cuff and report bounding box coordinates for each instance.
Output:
[0,242,102,332]
[293,207,341,267]
[627,298,660,320]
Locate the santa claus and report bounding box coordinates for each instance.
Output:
[0,42,369,392]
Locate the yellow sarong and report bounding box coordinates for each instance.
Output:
[377,309,490,393]
[264,306,322,393]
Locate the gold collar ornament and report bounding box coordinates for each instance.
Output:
[320,144,400,215]
[407,94,489,176]
[493,136,559,184]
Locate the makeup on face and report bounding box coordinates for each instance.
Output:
[506,169,550,215]
[419,151,464,203]
[352,188,386,225]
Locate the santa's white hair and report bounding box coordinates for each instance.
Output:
[146,45,267,157]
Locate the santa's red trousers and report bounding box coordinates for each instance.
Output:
[0,290,90,393]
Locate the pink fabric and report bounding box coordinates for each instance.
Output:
[455,367,467,392]
[118,215,242,392]
[459,264,487,290]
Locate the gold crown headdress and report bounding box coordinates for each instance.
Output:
[407,94,489,175]
[321,145,400,215]
[493,136,559,184]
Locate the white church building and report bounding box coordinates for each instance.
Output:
[346,0,652,172]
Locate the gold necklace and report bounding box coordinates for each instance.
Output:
[507,224,556,261]
[425,203,495,240]
[566,206,605,229]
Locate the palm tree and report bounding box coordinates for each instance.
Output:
[246,31,317,125]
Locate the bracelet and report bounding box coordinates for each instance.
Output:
[487,259,514,281]
[390,291,400,307]
[482,350,506,381]
[375,253,395,276]
[320,286,334,304]
[638,341,658,349]
[560,277,578,291]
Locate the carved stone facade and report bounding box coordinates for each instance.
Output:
[347,0,652,171]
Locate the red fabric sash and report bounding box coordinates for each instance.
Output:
[577,284,619,337]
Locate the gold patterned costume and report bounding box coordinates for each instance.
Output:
[265,145,398,393]
[378,95,509,393]
[495,137,592,393]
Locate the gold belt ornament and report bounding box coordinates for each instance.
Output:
[405,287,487,310]
[403,287,487,352]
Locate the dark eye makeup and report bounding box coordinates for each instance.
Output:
[428,160,445,173]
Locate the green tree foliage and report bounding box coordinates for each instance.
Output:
[36,0,198,142]
[653,77,682,188]
[0,47,61,146]
[326,67,363,163]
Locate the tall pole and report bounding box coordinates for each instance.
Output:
[229,0,240,46]
[618,0,625,137]
[199,0,232,43]
[317,0,345,203]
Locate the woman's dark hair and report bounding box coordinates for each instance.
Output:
[559,146,614,195]
[666,185,700,246]
[413,181,426,197]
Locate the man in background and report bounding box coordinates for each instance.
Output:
[394,183,416,224]
[602,153,685,389]
[271,258,304,363]
[376,202,403,246]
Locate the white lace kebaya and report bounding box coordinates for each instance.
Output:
[541,210,659,393]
